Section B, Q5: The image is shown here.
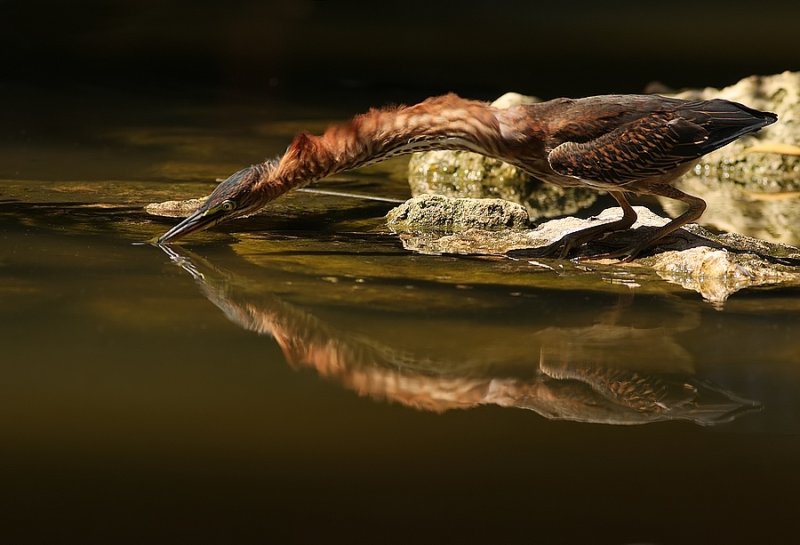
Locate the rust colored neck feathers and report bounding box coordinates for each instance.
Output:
[254,94,514,200]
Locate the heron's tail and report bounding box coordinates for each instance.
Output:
[686,99,777,153]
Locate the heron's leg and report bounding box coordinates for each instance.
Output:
[594,183,707,262]
[520,191,637,259]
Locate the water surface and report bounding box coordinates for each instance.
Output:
[1,90,799,544]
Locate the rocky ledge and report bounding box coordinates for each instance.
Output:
[387,195,800,306]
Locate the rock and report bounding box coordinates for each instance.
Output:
[390,202,670,256]
[385,194,531,234]
[407,93,597,220]
[656,176,800,245]
[387,195,800,304]
[145,197,205,218]
[649,247,800,306]
[409,150,529,202]
[652,72,800,246]
[669,71,800,191]
[489,92,541,109]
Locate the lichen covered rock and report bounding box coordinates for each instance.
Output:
[386,194,530,234]
[670,71,800,190]
[145,197,205,218]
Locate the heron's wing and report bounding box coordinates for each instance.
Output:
[547,113,708,186]
[547,99,775,186]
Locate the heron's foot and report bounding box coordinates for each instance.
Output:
[586,243,650,263]
[508,230,603,260]
[507,242,559,260]
[586,231,702,262]
[586,235,686,262]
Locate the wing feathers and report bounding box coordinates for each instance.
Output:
[547,98,776,185]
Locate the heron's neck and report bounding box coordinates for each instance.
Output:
[253,94,509,200]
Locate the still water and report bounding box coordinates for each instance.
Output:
[1,90,799,544]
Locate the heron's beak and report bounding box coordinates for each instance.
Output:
[157,207,220,244]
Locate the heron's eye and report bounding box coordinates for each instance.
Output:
[220,199,236,212]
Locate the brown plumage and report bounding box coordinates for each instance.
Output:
[158,93,777,259]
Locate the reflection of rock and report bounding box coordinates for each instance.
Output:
[160,246,759,425]
[407,93,597,219]
[389,196,800,304]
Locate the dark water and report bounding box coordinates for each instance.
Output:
[2,91,800,544]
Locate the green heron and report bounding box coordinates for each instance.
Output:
[158,93,776,259]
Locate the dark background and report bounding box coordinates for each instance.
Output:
[3,0,799,104]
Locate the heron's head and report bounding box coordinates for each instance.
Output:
[158,165,266,243]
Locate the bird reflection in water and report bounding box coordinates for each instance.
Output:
[160,246,759,426]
